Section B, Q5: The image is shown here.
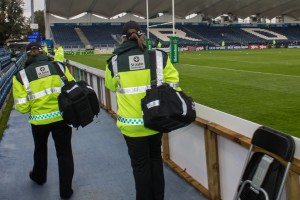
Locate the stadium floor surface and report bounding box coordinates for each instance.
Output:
[0,109,206,200]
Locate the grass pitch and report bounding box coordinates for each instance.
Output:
[66,48,300,137]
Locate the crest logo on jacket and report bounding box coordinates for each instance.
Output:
[129,55,145,70]
[36,65,51,78]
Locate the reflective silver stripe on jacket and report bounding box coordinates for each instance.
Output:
[166,82,179,89]
[19,69,31,93]
[112,55,119,77]
[14,87,61,104]
[111,56,119,77]
[111,55,120,87]
[117,85,151,94]
[14,97,28,105]
[155,50,164,86]
[28,87,61,100]
[117,115,144,125]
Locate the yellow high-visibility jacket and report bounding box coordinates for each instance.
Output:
[54,46,64,62]
[105,41,181,137]
[43,45,49,55]
[13,54,75,125]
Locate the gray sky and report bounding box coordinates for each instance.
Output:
[23,0,45,17]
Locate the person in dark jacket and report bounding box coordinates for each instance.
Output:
[105,21,181,200]
[13,42,75,199]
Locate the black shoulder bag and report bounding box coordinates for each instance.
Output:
[53,62,100,128]
[141,51,196,133]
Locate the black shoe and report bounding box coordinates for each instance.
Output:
[29,171,46,185]
[60,189,73,200]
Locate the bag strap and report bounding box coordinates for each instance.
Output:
[148,50,157,87]
[149,50,165,87]
[52,61,69,84]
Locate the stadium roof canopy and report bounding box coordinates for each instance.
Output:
[45,0,300,20]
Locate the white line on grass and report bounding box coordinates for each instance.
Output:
[183,55,270,64]
[181,63,300,78]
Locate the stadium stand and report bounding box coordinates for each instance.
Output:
[50,23,300,49]
[267,26,300,45]
[0,47,11,70]
[80,25,120,47]
[50,26,84,49]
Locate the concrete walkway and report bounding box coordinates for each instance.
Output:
[0,109,207,200]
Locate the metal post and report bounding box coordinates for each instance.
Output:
[172,0,175,36]
[146,0,149,38]
[31,0,35,23]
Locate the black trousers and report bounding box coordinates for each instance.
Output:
[31,120,74,197]
[124,133,165,200]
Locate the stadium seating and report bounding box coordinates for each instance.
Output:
[80,25,120,47]
[50,24,300,49]
[266,26,300,45]
[51,26,84,48]
[0,48,11,70]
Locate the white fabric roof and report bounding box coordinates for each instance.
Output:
[45,0,300,20]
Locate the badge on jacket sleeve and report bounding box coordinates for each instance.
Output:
[129,55,145,70]
[36,65,51,78]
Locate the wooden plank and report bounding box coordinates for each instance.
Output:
[286,171,300,200]
[207,122,250,148]
[291,158,300,175]
[108,110,117,119]
[162,133,170,160]
[194,117,209,128]
[204,129,221,200]
[195,117,250,147]
[105,88,111,111]
[164,159,209,198]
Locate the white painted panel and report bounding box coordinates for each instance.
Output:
[91,75,98,97]
[100,78,106,106]
[218,136,249,200]
[169,124,208,188]
[195,103,260,138]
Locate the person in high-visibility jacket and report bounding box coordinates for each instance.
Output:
[105,21,180,200]
[54,43,64,62]
[221,40,225,47]
[42,42,49,56]
[13,42,75,199]
[157,41,162,48]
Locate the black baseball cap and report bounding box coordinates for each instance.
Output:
[26,42,41,53]
[122,21,143,38]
